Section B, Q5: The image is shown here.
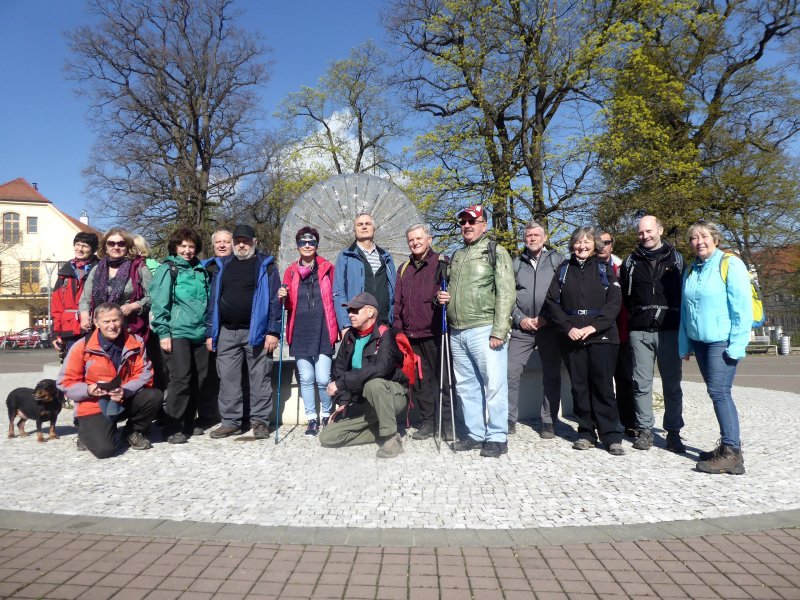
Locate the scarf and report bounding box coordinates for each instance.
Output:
[91,257,133,312]
[297,261,314,280]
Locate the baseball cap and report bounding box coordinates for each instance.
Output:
[457,205,485,220]
[342,292,379,310]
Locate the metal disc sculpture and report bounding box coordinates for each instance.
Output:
[278,173,421,272]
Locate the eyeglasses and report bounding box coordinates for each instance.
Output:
[105,240,126,248]
[459,219,485,226]
[297,240,318,248]
[74,243,92,250]
[601,240,613,246]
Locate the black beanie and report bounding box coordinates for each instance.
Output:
[73,232,99,254]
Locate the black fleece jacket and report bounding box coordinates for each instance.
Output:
[332,325,406,403]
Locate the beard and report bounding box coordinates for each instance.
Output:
[235,245,256,260]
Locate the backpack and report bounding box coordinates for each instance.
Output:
[377,324,422,385]
[558,260,609,290]
[687,253,765,328]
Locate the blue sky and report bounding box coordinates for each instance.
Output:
[0,0,388,222]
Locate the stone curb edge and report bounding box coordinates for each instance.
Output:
[2,509,799,547]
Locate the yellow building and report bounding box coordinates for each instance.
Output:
[0,177,99,332]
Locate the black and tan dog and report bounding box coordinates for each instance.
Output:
[6,378,64,442]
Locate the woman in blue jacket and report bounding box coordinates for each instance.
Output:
[679,221,752,475]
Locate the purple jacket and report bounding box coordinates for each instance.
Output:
[393,249,446,339]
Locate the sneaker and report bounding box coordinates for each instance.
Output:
[252,422,270,440]
[699,440,723,461]
[696,444,745,475]
[454,437,484,451]
[666,431,686,454]
[607,442,625,456]
[376,433,404,458]
[321,416,330,428]
[480,441,508,458]
[507,420,517,435]
[167,432,188,444]
[209,425,241,439]
[540,423,555,439]
[76,436,87,452]
[572,438,594,450]
[412,422,435,440]
[632,428,654,451]
[304,419,319,437]
[126,430,152,450]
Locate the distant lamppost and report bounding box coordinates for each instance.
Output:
[41,259,59,338]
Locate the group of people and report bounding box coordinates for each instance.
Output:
[50,206,753,475]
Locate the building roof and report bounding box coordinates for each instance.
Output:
[0,177,101,235]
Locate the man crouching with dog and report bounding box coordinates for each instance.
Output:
[319,292,408,458]
[57,302,162,458]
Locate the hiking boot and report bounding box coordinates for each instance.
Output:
[376,433,404,458]
[507,420,517,435]
[624,428,639,439]
[666,431,686,454]
[304,419,319,437]
[696,444,745,475]
[441,422,455,441]
[572,438,594,450]
[699,441,723,461]
[252,422,270,440]
[76,436,87,452]
[540,423,555,439]
[210,425,241,439]
[321,416,330,428]
[607,442,625,456]
[192,426,205,436]
[167,432,188,444]
[632,428,654,450]
[480,441,508,458]
[412,422,435,440]
[455,437,483,451]
[126,430,152,450]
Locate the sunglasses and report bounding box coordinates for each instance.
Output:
[297,240,318,247]
[601,240,613,246]
[105,240,127,248]
[459,218,485,226]
[346,307,362,314]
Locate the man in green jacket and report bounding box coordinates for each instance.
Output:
[437,205,516,458]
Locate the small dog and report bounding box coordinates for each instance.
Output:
[6,379,64,443]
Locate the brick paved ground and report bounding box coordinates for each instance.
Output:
[1,526,799,600]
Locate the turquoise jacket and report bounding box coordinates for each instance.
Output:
[150,255,210,343]
[679,249,753,360]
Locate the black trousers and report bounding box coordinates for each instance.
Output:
[410,336,451,426]
[614,342,636,430]
[163,339,209,434]
[78,388,162,459]
[561,343,623,446]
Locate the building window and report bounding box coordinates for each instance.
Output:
[20,261,39,294]
[2,213,21,244]
[27,216,38,234]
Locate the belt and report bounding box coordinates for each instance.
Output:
[565,309,601,316]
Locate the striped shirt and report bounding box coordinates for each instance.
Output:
[358,243,383,274]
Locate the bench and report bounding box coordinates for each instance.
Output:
[746,343,778,355]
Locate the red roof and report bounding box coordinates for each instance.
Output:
[0,177,101,235]
[0,177,50,203]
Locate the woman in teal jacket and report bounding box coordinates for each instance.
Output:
[679,221,752,475]
[150,228,210,444]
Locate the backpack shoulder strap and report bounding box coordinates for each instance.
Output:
[398,260,411,280]
[487,240,497,269]
[720,253,733,284]
[597,261,609,289]
[558,262,569,287]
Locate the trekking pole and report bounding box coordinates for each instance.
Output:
[437,278,457,453]
[275,284,288,444]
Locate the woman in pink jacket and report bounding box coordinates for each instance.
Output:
[278,227,338,436]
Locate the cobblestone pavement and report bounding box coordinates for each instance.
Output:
[2,369,799,599]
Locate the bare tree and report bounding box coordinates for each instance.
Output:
[66,0,271,243]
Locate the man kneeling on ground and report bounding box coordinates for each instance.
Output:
[57,302,162,458]
[319,292,408,458]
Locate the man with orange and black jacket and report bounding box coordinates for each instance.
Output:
[51,232,99,359]
[319,292,408,458]
[57,302,162,459]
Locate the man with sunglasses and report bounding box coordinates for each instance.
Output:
[333,213,397,333]
[319,292,408,458]
[506,221,564,439]
[436,205,516,458]
[620,215,686,453]
[205,224,281,440]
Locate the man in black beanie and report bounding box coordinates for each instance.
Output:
[51,231,100,358]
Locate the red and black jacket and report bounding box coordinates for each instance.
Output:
[51,257,98,339]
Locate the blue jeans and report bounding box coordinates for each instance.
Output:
[693,340,741,449]
[296,355,332,420]
[450,325,508,443]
